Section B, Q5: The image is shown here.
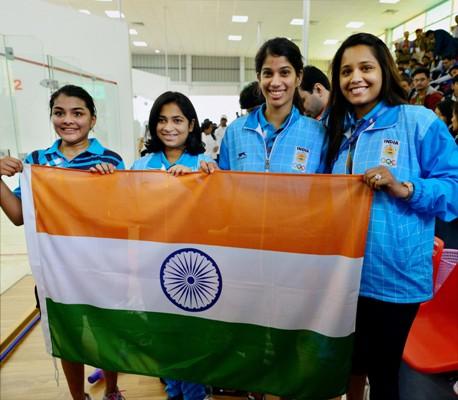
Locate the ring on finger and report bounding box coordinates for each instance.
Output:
[374,173,382,181]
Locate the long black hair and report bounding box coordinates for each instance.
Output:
[145,91,204,155]
[325,33,407,170]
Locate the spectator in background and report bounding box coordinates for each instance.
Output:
[213,115,228,162]
[452,15,458,39]
[446,75,458,101]
[452,99,458,143]
[429,29,458,59]
[434,98,454,130]
[450,63,458,78]
[239,81,265,114]
[201,119,219,161]
[298,65,331,120]
[410,67,443,110]
[400,73,414,99]
[413,28,428,59]
[421,54,432,69]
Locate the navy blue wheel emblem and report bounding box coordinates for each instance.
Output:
[160,248,222,312]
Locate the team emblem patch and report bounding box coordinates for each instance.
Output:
[292,146,309,172]
[380,139,399,168]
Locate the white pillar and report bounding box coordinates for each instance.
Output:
[302,0,311,64]
[239,56,245,91]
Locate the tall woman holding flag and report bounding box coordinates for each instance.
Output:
[0,85,125,400]
[324,33,458,400]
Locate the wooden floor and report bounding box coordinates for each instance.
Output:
[0,277,259,399]
[1,322,171,399]
[1,275,36,341]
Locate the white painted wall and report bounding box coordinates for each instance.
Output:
[131,69,241,132]
[0,0,135,165]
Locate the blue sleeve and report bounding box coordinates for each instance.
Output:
[218,129,230,170]
[409,118,458,221]
[115,160,125,170]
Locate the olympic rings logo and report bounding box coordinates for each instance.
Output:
[380,158,397,166]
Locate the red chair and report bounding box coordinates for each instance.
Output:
[403,238,458,374]
[432,237,444,292]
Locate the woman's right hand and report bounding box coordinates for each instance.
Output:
[199,160,219,174]
[0,156,23,177]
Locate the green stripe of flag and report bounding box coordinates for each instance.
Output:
[47,298,352,399]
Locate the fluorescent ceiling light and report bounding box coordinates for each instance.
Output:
[346,21,364,28]
[129,29,138,35]
[379,0,400,3]
[132,41,148,47]
[78,9,90,15]
[290,18,304,26]
[228,35,242,41]
[105,10,125,18]
[324,39,338,45]
[232,15,248,23]
[155,49,161,54]
[97,0,113,2]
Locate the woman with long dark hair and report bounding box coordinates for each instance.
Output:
[325,33,458,400]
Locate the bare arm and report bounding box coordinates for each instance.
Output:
[0,157,24,225]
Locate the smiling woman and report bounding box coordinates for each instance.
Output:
[325,32,458,400]
[218,37,325,173]
[0,84,126,400]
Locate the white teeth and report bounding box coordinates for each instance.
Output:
[351,87,367,94]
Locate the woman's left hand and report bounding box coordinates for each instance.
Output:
[168,165,192,176]
[363,166,410,199]
[89,163,116,174]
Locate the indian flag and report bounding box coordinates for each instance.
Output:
[21,165,372,399]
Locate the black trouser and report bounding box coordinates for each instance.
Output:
[352,296,420,400]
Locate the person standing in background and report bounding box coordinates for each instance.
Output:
[213,115,228,163]
[298,65,331,120]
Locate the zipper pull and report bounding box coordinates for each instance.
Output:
[265,158,270,171]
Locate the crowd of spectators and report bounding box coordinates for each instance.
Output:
[395,27,458,142]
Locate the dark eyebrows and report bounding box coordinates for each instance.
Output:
[52,106,86,112]
[159,114,184,119]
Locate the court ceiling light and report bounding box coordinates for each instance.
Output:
[232,15,248,23]
[379,0,400,3]
[155,49,161,53]
[129,29,138,35]
[290,18,304,26]
[228,35,242,41]
[79,9,90,15]
[133,41,148,47]
[346,21,364,28]
[105,10,125,18]
[324,39,338,45]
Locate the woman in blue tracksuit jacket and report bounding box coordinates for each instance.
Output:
[131,91,211,400]
[219,37,325,173]
[325,33,458,400]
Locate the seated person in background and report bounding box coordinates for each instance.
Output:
[434,98,454,131]
[400,73,414,99]
[410,67,443,110]
[446,75,458,101]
